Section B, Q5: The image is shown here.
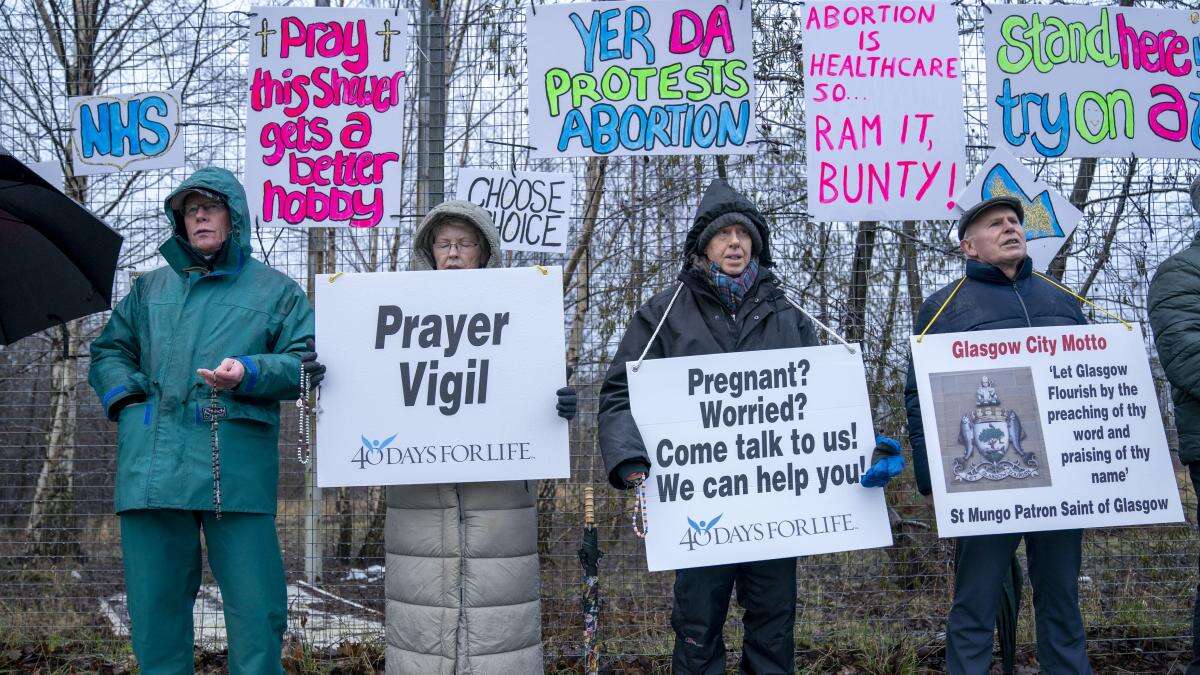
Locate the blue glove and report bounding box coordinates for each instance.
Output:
[862,435,905,488]
[874,435,901,456]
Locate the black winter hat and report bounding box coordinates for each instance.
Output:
[957,195,1024,239]
[684,179,773,268]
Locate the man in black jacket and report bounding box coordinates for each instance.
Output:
[599,179,904,674]
[905,196,1092,674]
[1147,175,1200,675]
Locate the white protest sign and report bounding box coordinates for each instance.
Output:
[954,147,1084,273]
[69,90,184,175]
[454,169,574,254]
[910,323,1184,537]
[627,345,893,572]
[246,7,410,228]
[314,267,570,487]
[985,4,1200,159]
[803,1,966,220]
[527,0,758,158]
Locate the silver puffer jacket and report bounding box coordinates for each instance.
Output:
[384,200,544,674]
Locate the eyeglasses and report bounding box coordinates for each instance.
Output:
[184,201,227,217]
[433,240,479,252]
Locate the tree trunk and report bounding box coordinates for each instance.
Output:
[334,487,354,563]
[844,221,878,343]
[562,157,607,291]
[1078,157,1138,299]
[871,262,903,411]
[1047,159,1097,280]
[901,220,924,320]
[356,487,386,566]
[26,320,83,561]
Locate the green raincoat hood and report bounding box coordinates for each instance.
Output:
[161,167,253,275]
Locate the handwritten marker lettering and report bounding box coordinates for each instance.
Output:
[985,5,1200,159]
[455,169,576,254]
[528,0,758,158]
[245,7,410,228]
[803,1,966,221]
[69,90,186,175]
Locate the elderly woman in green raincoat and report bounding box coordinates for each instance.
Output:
[89,167,322,674]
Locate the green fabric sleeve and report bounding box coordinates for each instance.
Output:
[89,282,150,420]
[233,286,314,400]
[1149,256,1200,401]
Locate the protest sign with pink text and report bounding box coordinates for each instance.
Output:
[804,1,966,221]
[985,4,1200,159]
[246,6,410,228]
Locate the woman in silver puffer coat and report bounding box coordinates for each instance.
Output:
[384,200,575,674]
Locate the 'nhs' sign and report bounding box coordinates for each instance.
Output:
[69,90,184,176]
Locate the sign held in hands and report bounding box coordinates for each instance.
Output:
[910,324,1184,537]
[315,267,570,487]
[627,345,893,571]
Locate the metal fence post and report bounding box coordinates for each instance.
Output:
[417,0,446,209]
[303,0,332,588]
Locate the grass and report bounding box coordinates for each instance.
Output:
[0,470,1194,672]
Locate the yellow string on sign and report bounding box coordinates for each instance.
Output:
[916,277,967,343]
[535,265,549,276]
[1032,271,1133,331]
[328,271,344,283]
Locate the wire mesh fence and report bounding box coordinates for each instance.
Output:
[0,0,1198,671]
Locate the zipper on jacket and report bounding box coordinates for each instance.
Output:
[454,484,470,665]
[1011,281,1033,327]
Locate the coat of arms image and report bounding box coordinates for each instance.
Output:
[954,376,1039,482]
[929,367,1052,493]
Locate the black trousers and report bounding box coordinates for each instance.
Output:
[947,530,1090,674]
[670,557,797,675]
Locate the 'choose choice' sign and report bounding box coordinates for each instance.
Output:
[455,168,575,254]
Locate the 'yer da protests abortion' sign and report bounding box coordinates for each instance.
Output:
[314,267,570,487]
[454,169,575,254]
[246,7,410,228]
[527,0,757,158]
[910,323,1184,537]
[627,346,892,571]
[985,5,1200,159]
[803,1,966,220]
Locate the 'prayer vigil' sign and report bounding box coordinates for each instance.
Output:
[246,7,410,228]
[314,267,570,487]
[985,4,1200,159]
[910,324,1184,537]
[803,1,966,220]
[627,345,893,571]
[527,0,758,158]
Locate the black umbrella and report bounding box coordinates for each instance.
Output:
[0,149,122,345]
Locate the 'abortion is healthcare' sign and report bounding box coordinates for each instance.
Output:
[527,0,758,158]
